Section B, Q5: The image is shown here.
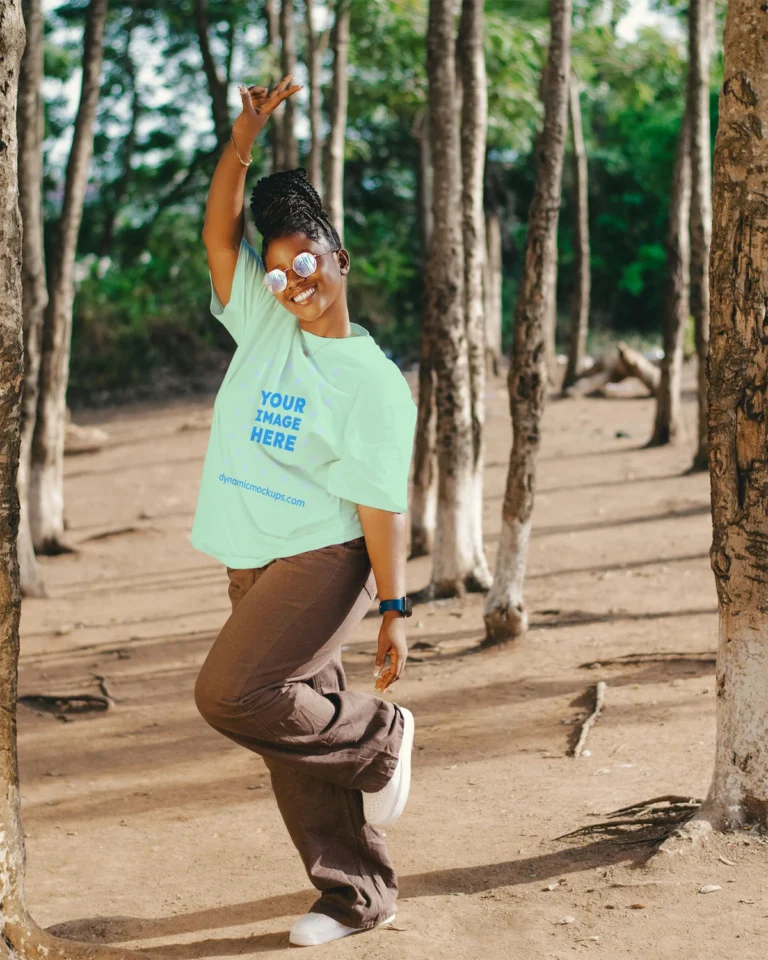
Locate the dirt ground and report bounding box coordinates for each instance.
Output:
[17,360,768,960]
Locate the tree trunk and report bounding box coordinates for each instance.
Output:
[279,0,299,169]
[535,65,560,389]
[264,0,285,173]
[324,0,350,242]
[417,0,476,598]
[410,313,438,558]
[562,70,590,392]
[483,0,571,642]
[1,8,139,955]
[674,0,768,836]
[304,0,324,193]
[413,107,434,255]
[193,0,229,147]
[16,0,48,599]
[484,211,502,376]
[99,0,140,257]
[543,258,558,385]
[458,0,492,591]
[648,106,691,446]
[689,0,715,472]
[410,106,436,558]
[483,157,503,378]
[29,0,108,555]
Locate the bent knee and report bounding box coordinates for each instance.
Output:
[194,668,277,727]
[194,670,238,726]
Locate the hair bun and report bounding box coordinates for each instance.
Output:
[249,167,341,260]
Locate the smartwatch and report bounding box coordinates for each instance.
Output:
[378,596,413,617]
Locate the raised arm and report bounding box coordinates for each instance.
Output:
[202,75,302,308]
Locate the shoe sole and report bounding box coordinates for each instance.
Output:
[373,706,414,829]
[289,913,396,946]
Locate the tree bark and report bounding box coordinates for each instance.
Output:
[562,70,590,392]
[534,68,560,388]
[1,7,140,955]
[458,0,492,591]
[483,157,503,378]
[410,312,438,558]
[417,0,480,598]
[264,0,285,173]
[304,0,324,193]
[279,0,299,169]
[410,106,436,558]
[29,0,108,555]
[193,0,229,147]
[483,0,571,642]
[413,107,434,255]
[679,0,768,835]
[484,211,502,376]
[648,106,691,446]
[689,0,715,472]
[16,0,48,598]
[324,0,350,242]
[99,0,140,257]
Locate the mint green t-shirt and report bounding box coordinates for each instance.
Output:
[188,238,418,569]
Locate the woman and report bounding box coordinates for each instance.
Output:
[189,75,418,948]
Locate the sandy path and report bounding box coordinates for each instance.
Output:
[17,364,768,960]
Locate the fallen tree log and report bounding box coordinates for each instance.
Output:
[617,341,661,396]
[564,352,628,397]
[564,344,661,398]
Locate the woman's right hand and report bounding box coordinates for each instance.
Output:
[233,74,302,146]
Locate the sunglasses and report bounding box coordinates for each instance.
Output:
[263,250,339,295]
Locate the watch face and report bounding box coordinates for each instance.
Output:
[404,596,413,617]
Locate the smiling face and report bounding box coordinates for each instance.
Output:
[265,233,350,323]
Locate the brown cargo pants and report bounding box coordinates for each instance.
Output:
[194,535,405,930]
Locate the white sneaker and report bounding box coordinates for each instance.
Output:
[288,911,395,946]
[362,706,414,828]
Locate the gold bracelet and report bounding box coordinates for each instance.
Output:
[230,132,252,167]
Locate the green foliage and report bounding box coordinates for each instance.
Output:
[37,0,723,402]
[68,212,229,404]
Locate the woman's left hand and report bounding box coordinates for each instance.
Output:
[374,615,408,692]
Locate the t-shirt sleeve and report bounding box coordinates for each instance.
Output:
[209,237,277,345]
[326,381,418,513]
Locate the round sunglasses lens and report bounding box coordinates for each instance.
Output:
[265,270,287,294]
[293,252,317,278]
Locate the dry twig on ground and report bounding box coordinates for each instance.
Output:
[571,680,607,757]
[579,651,716,670]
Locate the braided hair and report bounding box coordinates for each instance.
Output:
[249,167,341,263]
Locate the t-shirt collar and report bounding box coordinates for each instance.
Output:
[299,321,370,342]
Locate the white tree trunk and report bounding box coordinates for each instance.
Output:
[562,71,590,392]
[484,0,571,643]
[422,0,477,598]
[483,519,531,637]
[29,0,108,554]
[458,0,492,592]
